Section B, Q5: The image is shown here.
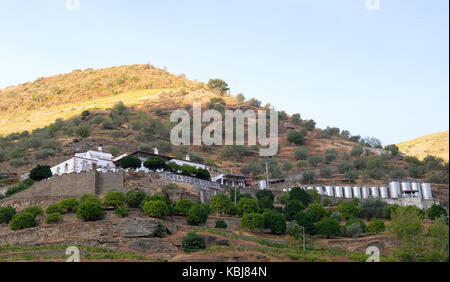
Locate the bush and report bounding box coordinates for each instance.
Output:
[296,160,308,168]
[76,124,91,138]
[25,206,43,218]
[120,155,141,169]
[77,200,104,221]
[9,157,27,168]
[308,155,323,167]
[215,220,227,229]
[338,201,360,219]
[304,120,316,130]
[282,161,293,172]
[367,218,385,234]
[354,157,368,170]
[263,210,286,234]
[80,194,101,204]
[10,213,37,230]
[294,146,309,160]
[143,200,169,218]
[300,170,315,184]
[210,194,233,215]
[102,191,126,208]
[29,165,52,181]
[58,198,79,213]
[125,190,147,208]
[385,205,399,219]
[426,204,447,220]
[307,202,326,222]
[45,213,63,224]
[408,164,426,178]
[344,168,359,182]
[293,211,316,235]
[0,206,16,224]
[351,145,364,157]
[338,161,354,174]
[153,222,167,238]
[316,218,341,238]
[175,198,196,216]
[283,200,304,221]
[329,211,342,221]
[389,168,407,180]
[115,206,128,217]
[207,78,229,93]
[144,157,167,171]
[345,222,362,238]
[324,149,338,163]
[241,213,265,230]
[287,130,306,145]
[187,204,210,226]
[182,232,206,253]
[46,204,63,214]
[35,148,57,160]
[344,217,367,233]
[237,198,258,215]
[290,113,301,125]
[320,167,333,178]
[359,199,387,219]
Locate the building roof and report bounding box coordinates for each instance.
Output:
[113,150,206,168]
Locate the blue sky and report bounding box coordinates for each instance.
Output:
[0,0,448,145]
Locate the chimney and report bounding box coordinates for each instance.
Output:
[154,148,159,155]
[98,145,103,152]
[186,154,190,161]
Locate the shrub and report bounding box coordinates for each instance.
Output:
[359,199,387,219]
[182,232,206,253]
[287,131,306,145]
[9,157,27,168]
[304,120,316,130]
[115,206,129,217]
[300,170,315,184]
[308,155,323,167]
[354,157,368,170]
[215,220,227,229]
[405,206,425,219]
[344,217,367,233]
[325,149,338,163]
[76,124,91,138]
[175,198,196,216]
[236,93,246,103]
[427,204,448,220]
[351,145,364,157]
[10,213,37,230]
[102,191,126,208]
[408,164,426,179]
[384,144,399,156]
[76,200,104,221]
[125,190,147,208]
[207,78,229,93]
[29,165,52,181]
[102,118,115,129]
[241,213,265,230]
[338,161,354,174]
[0,206,16,224]
[80,194,101,204]
[153,222,167,238]
[247,98,262,107]
[277,192,290,205]
[210,194,233,215]
[294,146,309,160]
[344,169,359,182]
[385,205,400,219]
[263,210,286,234]
[338,201,360,219]
[296,160,308,168]
[293,211,316,235]
[345,222,362,238]
[58,198,79,213]
[367,218,385,234]
[120,155,141,169]
[320,167,333,178]
[307,202,326,222]
[237,198,258,215]
[35,148,57,160]
[283,200,304,221]
[45,213,63,224]
[46,204,63,214]
[25,206,43,218]
[329,211,342,221]
[316,218,340,238]
[144,157,167,171]
[389,168,407,180]
[282,161,293,172]
[143,193,171,208]
[187,204,210,226]
[290,113,301,125]
[143,200,169,218]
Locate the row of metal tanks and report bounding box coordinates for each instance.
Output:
[299,182,433,200]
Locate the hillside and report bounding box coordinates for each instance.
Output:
[398,131,449,162]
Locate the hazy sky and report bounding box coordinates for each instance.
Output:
[0,0,448,145]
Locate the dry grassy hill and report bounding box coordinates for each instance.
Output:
[398,131,449,162]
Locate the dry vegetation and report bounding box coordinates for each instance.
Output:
[398,131,449,162]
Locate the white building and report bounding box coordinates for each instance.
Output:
[51,149,116,176]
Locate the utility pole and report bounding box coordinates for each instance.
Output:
[265,161,270,190]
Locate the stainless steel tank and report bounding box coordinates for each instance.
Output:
[411,182,422,199]
[315,186,324,195]
[401,182,412,192]
[370,186,379,198]
[343,186,352,198]
[352,187,361,199]
[421,183,433,200]
[379,187,388,199]
[388,181,401,198]
[325,186,334,197]
[362,187,370,199]
[335,186,344,198]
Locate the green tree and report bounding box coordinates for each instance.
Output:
[236,93,246,103]
[143,200,169,218]
[125,190,147,208]
[293,211,316,235]
[287,130,307,145]
[102,191,126,208]
[290,113,301,125]
[344,168,359,182]
[428,216,449,262]
[144,157,167,171]
[208,78,229,93]
[175,198,196,216]
[182,232,206,253]
[338,201,360,219]
[351,145,364,157]
[316,218,340,238]
[283,200,304,221]
[237,197,258,215]
[241,213,265,230]
[308,155,323,167]
[307,202,326,222]
[368,218,386,234]
[320,167,333,178]
[289,187,311,206]
[384,144,399,156]
[45,213,63,224]
[210,194,233,215]
[186,204,210,226]
[426,204,447,220]
[0,206,16,224]
[300,170,315,184]
[120,155,141,169]
[29,165,52,181]
[263,209,286,234]
[10,213,37,230]
[294,146,309,160]
[77,200,104,221]
[25,206,43,218]
[324,149,338,164]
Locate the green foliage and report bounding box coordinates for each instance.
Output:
[45,213,63,224]
[329,211,342,221]
[125,189,147,208]
[324,149,338,163]
[247,98,262,107]
[287,130,307,145]
[25,206,43,218]
[428,216,449,262]
[153,222,167,238]
[405,206,425,219]
[286,220,303,241]
[215,220,227,229]
[338,201,360,219]
[426,204,447,220]
[46,204,63,214]
[304,119,316,130]
[187,204,210,226]
[282,161,293,172]
[9,157,27,168]
[120,155,141,169]
[423,155,444,171]
[175,198,196,216]
[294,146,309,160]
[300,170,315,184]
[277,192,290,205]
[210,194,233,215]
[408,163,426,179]
[316,218,341,238]
[283,200,304,221]
[35,148,57,160]
[237,197,258,215]
[290,113,301,125]
[256,190,274,211]
[29,165,52,181]
[207,78,229,93]
[338,161,354,174]
[308,155,323,167]
[359,198,387,219]
[320,167,333,178]
[143,200,169,218]
[10,213,37,230]
[236,93,246,103]
[115,206,129,217]
[351,145,364,157]
[0,206,16,224]
[344,217,367,234]
[76,200,104,221]
[102,191,126,208]
[368,218,385,234]
[307,202,326,222]
[241,161,264,176]
[241,213,265,230]
[218,145,253,161]
[263,209,286,234]
[345,222,362,238]
[353,157,368,170]
[293,211,316,235]
[76,124,91,138]
[182,232,206,253]
[79,194,101,204]
[344,168,359,182]
[4,179,34,198]
[389,168,407,179]
[384,144,399,156]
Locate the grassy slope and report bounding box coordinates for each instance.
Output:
[397,131,449,161]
